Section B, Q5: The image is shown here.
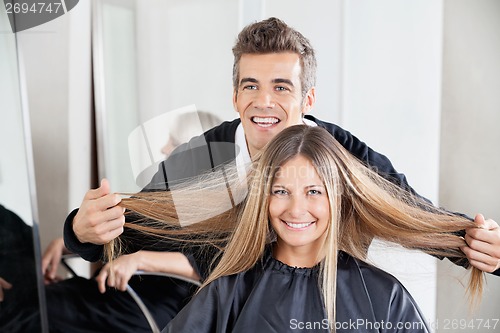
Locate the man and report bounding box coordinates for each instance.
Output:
[63,17,500,331]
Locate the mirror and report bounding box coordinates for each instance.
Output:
[0,9,47,333]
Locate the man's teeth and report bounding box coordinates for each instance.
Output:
[285,222,313,229]
[252,117,279,127]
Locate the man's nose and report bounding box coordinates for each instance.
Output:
[253,90,275,109]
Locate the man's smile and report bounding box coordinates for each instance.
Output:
[251,116,281,128]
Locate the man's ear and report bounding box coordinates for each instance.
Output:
[233,89,238,113]
[302,87,316,115]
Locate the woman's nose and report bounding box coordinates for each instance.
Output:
[287,195,307,218]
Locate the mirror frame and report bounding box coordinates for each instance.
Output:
[15,26,49,333]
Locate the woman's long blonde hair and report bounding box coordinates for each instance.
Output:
[109,125,483,326]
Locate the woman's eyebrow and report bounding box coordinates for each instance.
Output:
[305,185,324,189]
[271,184,324,189]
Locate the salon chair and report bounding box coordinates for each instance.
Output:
[61,254,201,333]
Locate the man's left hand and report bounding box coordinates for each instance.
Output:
[462,214,500,273]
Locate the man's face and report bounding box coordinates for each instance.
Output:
[233,52,315,157]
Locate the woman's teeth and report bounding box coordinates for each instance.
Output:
[285,221,313,229]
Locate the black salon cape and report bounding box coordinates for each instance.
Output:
[164,250,430,333]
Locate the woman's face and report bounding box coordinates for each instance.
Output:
[269,155,330,266]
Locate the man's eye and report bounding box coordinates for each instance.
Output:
[243,85,257,90]
[275,86,288,91]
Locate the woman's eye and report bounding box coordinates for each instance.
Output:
[308,189,321,195]
[273,189,288,195]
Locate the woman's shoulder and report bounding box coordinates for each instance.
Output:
[338,251,404,291]
[337,252,429,331]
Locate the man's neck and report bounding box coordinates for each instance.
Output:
[245,118,317,158]
[247,144,260,159]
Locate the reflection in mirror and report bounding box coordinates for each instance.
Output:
[94,0,140,192]
[93,0,238,192]
[128,105,223,187]
[0,9,47,333]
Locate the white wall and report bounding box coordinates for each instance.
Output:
[342,0,444,325]
[264,0,343,124]
[438,1,500,331]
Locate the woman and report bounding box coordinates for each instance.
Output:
[116,125,483,332]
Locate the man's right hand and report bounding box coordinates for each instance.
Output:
[72,179,125,245]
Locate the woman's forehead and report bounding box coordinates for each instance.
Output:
[272,156,321,184]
